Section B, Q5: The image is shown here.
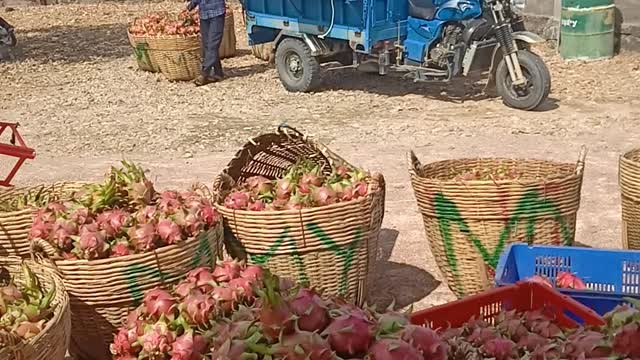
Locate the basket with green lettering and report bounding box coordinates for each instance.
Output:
[0,182,87,258]
[212,125,386,306]
[0,258,71,360]
[31,223,222,360]
[408,147,586,299]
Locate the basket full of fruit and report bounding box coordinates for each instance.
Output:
[0,258,71,360]
[28,161,223,360]
[408,147,587,299]
[0,182,86,258]
[127,9,236,80]
[212,125,385,306]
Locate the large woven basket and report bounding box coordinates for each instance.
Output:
[212,126,385,306]
[408,148,587,298]
[31,223,223,360]
[0,258,71,360]
[0,182,86,258]
[619,148,640,250]
[129,11,236,81]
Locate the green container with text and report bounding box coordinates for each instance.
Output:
[560,0,615,60]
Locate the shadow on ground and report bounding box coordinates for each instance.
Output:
[368,228,441,310]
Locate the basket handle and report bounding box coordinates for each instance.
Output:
[575,145,588,175]
[211,173,235,205]
[407,150,423,177]
[277,123,306,139]
[29,238,61,272]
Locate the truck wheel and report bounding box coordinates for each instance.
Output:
[275,38,321,92]
[496,49,550,111]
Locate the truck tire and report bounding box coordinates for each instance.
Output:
[275,38,321,92]
[496,49,551,111]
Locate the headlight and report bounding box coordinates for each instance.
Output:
[510,0,526,11]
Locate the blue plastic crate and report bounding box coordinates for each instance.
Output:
[495,244,640,316]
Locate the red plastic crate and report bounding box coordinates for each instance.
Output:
[410,281,605,329]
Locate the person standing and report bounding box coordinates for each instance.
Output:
[187,0,226,86]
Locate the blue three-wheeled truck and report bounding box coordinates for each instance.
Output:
[240,0,551,110]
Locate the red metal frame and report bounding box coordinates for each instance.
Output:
[0,122,36,187]
[410,281,606,329]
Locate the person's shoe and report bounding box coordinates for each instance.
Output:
[194,75,220,86]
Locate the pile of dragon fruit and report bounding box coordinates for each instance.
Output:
[28,161,220,260]
[526,271,588,290]
[223,159,370,211]
[0,263,57,343]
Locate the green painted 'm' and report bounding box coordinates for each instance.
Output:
[560,0,615,60]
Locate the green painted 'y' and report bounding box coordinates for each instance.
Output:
[434,189,573,293]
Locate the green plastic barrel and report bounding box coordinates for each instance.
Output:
[560,0,615,60]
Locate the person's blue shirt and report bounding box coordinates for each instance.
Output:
[187,0,225,19]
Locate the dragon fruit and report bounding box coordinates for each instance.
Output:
[143,288,176,319]
[256,271,296,342]
[140,321,175,357]
[97,209,129,236]
[248,200,266,211]
[157,219,183,245]
[612,323,640,358]
[212,285,242,315]
[212,260,243,282]
[158,190,182,214]
[128,223,157,251]
[525,275,554,288]
[170,329,208,360]
[322,312,374,356]
[1,284,23,303]
[224,191,250,210]
[290,288,330,332]
[563,329,612,358]
[181,293,218,326]
[246,176,273,196]
[111,242,131,257]
[69,207,91,225]
[186,267,215,292]
[275,178,295,200]
[375,306,410,335]
[240,265,264,282]
[29,218,53,240]
[110,327,140,357]
[366,338,422,360]
[273,329,334,360]
[174,280,200,299]
[312,186,337,206]
[481,338,517,360]
[136,205,158,224]
[228,277,255,301]
[51,219,77,249]
[78,227,108,259]
[556,271,587,290]
[400,325,447,360]
[200,205,218,226]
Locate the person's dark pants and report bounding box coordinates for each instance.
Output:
[200,14,225,78]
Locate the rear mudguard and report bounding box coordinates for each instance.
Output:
[484,31,545,94]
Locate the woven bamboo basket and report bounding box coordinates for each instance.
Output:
[127,31,160,73]
[31,222,223,360]
[408,148,587,298]
[619,148,640,250]
[219,11,237,59]
[0,182,86,258]
[212,126,385,306]
[251,42,274,63]
[0,258,71,360]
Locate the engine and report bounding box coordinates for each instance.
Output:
[427,24,464,68]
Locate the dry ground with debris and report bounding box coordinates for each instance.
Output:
[1,1,640,309]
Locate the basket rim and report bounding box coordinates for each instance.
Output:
[409,156,584,185]
[32,222,222,267]
[214,174,384,215]
[0,258,69,353]
[0,181,90,216]
[621,148,640,164]
[127,30,201,40]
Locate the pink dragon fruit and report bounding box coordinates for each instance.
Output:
[228,277,255,301]
[240,265,264,282]
[128,223,157,252]
[274,330,334,360]
[185,267,215,292]
[366,338,422,360]
[613,323,640,358]
[69,207,91,225]
[212,285,242,315]
[181,293,218,326]
[143,288,176,319]
[141,321,175,357]
[29,218,53,240]
[174,280,200,298]
[246,176,273,196]
[111,242,132,257]
[401,325,447,360]
[99,209,130,236]
[556,271,587,290]
[212,260,243,282]
[157,219,183,245]
[322,313,374,356]
[200,205,218,226]
[51,219,78,249]
[110,327,140,357]
[248,200,266,211]
[1,284,23,303]
[290,288,330,332]
[46,202,67,215]
[224,191,250,210]
[170,329,208,360]
[136,205,158,224]
[78,227,108,259]
[158,190,182,214]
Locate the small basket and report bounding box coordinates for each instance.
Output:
[31,222,223,360]
[212,125,385,306]
[495,243,640,316]
[0,257,71,360]
[0,182,87,258]
[619,148,640,250]
[408,148,587,298]
[409,281,605,329]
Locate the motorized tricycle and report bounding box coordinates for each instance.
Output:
[0,15,17,48]
[241,0,551,110]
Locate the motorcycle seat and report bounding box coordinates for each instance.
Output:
[408,0,437,20]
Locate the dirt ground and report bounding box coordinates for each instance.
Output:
[2,1,640,310]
